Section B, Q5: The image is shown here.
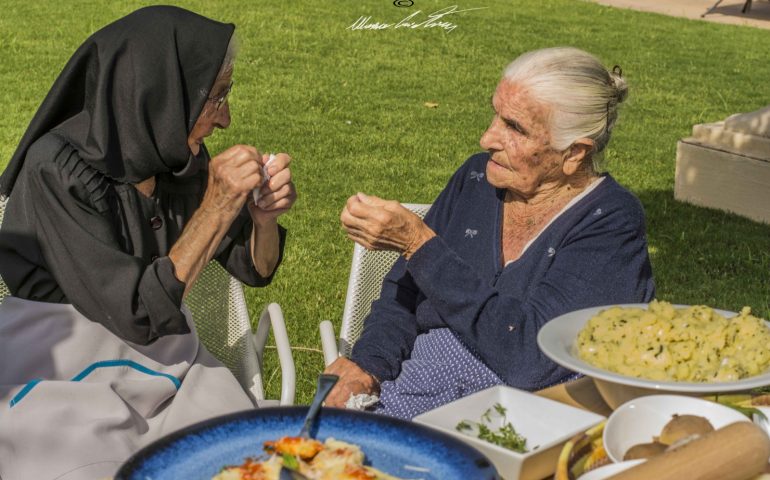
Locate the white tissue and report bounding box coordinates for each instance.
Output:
[253,153,275,204]
[345,393,380,410]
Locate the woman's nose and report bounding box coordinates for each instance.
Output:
[215,101,231,129]
[479,124,498,150]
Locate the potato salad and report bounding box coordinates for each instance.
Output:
[576,301,770,382]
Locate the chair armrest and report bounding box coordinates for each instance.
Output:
[319,320,339,366]
[253,303,296,405]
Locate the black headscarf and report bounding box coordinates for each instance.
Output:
[0,6,235,198]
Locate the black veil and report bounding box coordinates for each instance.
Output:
[0,5,235,198]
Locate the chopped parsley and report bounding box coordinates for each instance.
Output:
[455,403,529,453]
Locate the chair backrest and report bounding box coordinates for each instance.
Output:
[0,197,9,304]
[338,203,431,357]
[186,260,262,399]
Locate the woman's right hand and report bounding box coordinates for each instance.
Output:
[201,145,265,218]
[323,357,380,408]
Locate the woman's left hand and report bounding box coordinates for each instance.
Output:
[340,193,435,259]
[248,153,297,226]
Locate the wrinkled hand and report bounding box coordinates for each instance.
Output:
[202,145,265,219]
[340,193,435,259]
[248,152,297,227]
[323,357,380,408]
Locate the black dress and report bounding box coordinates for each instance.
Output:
[0,5,285,344]
[0,132,285,344]
[0,7,285,479]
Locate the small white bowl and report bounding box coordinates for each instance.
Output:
[414,385,605,480]
[577,460,644,480]
[603,394,749,463]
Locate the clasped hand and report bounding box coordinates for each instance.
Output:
[323,357,380,408]
[203,145,296,225]
[340,193,435,259]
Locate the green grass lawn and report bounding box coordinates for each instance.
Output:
[1,0,769,403]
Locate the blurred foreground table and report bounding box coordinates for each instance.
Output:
[536,376,612,417]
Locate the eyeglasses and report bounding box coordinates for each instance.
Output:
[207,80,233,111]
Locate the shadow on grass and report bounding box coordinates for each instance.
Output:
[638,189,770,318]
[707,1,770,23]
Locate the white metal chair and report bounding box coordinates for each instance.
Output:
[0,197,9,305]
[320,203,431,366]
[0,195,294,406]
[186,262,295,406]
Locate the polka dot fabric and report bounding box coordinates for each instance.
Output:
[373,328,583,419]
[374,328,503,419]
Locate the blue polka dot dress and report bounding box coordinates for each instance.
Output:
[373,328,503,419]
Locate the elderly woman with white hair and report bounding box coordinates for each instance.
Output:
[325,47,655,419]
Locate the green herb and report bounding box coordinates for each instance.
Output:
[478,422,528,452]
[481,407,493,423]
[455,402,528,453]
[281,453,299,470]
[456,420,473,431]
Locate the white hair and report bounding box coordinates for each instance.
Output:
[503,47,627,171]
[219,33,239,76]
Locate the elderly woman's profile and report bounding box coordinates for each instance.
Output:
[0,6,296,479]
[325,47,655,418]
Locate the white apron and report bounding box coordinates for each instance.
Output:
[0,296,254,480]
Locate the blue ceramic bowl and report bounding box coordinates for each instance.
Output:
[116,407,500,479]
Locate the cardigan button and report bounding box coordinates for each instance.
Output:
[150,216,163,230]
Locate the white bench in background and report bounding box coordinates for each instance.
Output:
[675,105,770,224]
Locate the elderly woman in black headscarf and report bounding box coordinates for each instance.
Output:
[0,6,295,479]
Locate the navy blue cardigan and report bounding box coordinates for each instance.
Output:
[351,152,655,390]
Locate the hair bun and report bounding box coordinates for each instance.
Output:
[609,68,628,104]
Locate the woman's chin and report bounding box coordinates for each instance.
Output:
[485,162,509,188]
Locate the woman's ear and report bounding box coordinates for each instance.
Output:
[562,138,595,176]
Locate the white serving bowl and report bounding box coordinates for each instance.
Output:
[413,385,605,480]
[537,303,770,409]
[603,394,749,464]
[577,460,644,480]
